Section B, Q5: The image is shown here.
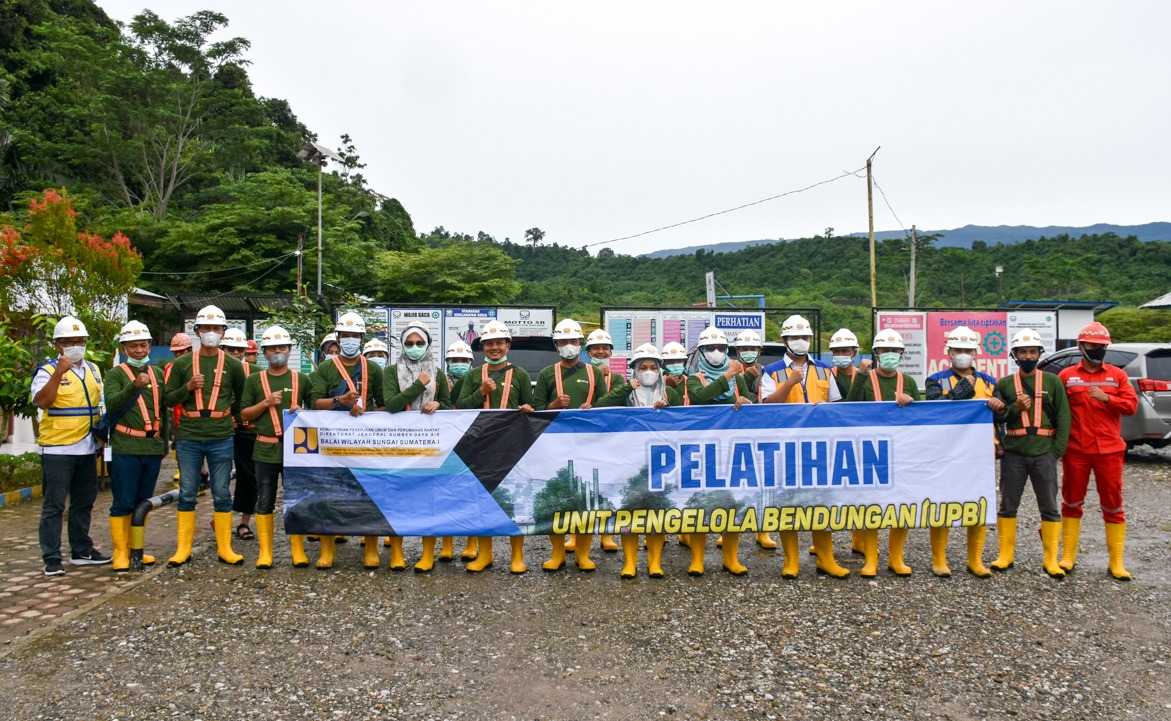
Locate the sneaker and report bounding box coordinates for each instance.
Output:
[70,549,112,566]
[44,560,65,576]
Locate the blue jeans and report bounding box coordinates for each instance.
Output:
[39,452,98,562]
[175,437,234,512]
[109,453,164,517]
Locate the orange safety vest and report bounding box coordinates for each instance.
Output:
[554,362,596,407]
[481,363,514,409]
[181,351,232,419]
[114,364,163,438]
[331,355,369,408]
[256,370,301,444]
[1006,371,1054,437]
[867,370,904,402]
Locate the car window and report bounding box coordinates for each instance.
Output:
[1104,350,1137,371]
[1144,350,1171,381]
[1039,352,1077,371]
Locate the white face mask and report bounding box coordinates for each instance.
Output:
[62,345,86,363]
[199,331,222,348]
[951,353,974,370]
[638,370,660,387]
[339,338,362,358]
[703,349,726,366]
[787,339,811,356]
[831,355,853,369]
[558,344,581,360]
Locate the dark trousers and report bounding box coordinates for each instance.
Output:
[255,460,283,515]
[39,452,98,562]
[998,450,1061,522]
[109,453,163,517]
[232,432,257,515]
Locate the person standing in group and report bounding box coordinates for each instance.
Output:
[32,316,110,576]
[444,339,475,563]
[244,340,259,365]
[827,327,870,557]
[660,342,692,406]
[239,326,312,569]
[585,329,618,395]
[363,338,389,369]
[1057,322,1138,580]
[165,333,193,486]
[989,329,1071,579]
[220,328,258,543]
[163,305,248,567]
[105,321,168,572]
[924,326,1001,579]
[846,329,919,578]
[458,320,535,574]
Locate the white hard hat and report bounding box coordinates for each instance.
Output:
[52,316,89,339]
[629,343,663,367]
[661,342,688,362]
[335,312,366,334]
[781,315,813,338]
[697,327,728,348]
[362,338,389,356]
[220,328,249,349]
[479,320,512,342]
[1010,329,1045,352]
[446,341,474,360]
[945,326,981,351]
[585,329,613,348]
[193,305,227,329]
[319,332,338,350]
[872,328,906,351]
[828,328,860,350]
[553,318,585,341]
[117,320,150,344]
[732,330,762,348]
[261,325,294,348]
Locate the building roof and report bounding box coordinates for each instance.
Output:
[998,299,1118,313]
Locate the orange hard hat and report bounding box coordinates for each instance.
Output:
[169,332,192,352]
[246,339,259,353]
[1077,322,1112,345]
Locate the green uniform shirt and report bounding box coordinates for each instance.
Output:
[832,366,859,399]
[685,371,751,406]
[595,382,683,407]
[309,357,386,410]
[383,364,453,412]
[994,371,1070,458]
[458,363,534,409]
[236,362,261,435]
[105,363,169,456]
[241,370,312,465]
[533,362,608,410]
[448,374,469,408]
[846,371,921,402]
[163,350,247,441]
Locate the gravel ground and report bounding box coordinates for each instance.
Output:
[2,450,1169,721]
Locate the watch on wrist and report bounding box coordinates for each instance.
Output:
[332,396,341,409]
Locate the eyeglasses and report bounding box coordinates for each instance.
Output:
[403,341,427,348]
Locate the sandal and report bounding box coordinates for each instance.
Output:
[236,524,255,541]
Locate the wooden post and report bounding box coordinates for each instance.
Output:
[909,225,917,307]
[867,147,880,308]
[296,234,304,296]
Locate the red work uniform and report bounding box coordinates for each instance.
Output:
[1057,360,1138,523]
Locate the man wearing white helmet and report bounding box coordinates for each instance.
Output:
[847,328,919,578]
[660,342,692,404]
[990,329,1071,579]
[104,321,168,572]
[584,329,618,392]
[458,320,534,574]
[163,304,249,567]
[925,326,1002,578]
[32,316,110,575]
[363,338,390,368]
[828,328,870,399]
[445,341,474,407]
[220,328,259,543]
[239,325,313,570]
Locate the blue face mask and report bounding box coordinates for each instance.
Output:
[127,356,150,368]
[448,362,470,378]
[739,351,759,365]
[665,363,685,377]
[339,338,361,358]
[1016,359,1038,373]
[831,355,853,369]
[489,355,508,366]
[367,356,387,368]
[403,345,427,362]
[590,356,608,368]
[878,352,901,372]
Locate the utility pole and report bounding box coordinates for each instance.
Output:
[295,234,304,295]
[867,147,880,308]
[316,162,323,297]
[909,225,917,307]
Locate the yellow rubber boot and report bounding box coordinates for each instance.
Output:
[172,450,180,484]
[859,530,879,577]
[361,535,381,569]
[382,536,393,547]
[255,514,274,569]
[812,531,849,578]
[386,536,406,571]
[756,532,777,550]
[601,534,619,552]
[466,537,493,572]
[678,534,690,548]
[929,526,951,578]
[415,536,437,573]
[316,535,337,569]
[779,531,800,579]
[214,511,244,565]
[1058,517,1080,572]
[168,511,196,567]
[716,535,723,548]
[460,536,479,560]
[1041,520,1066,579]
[851,530,865,556]
[688,533,706,576]
[564,534,576,552]
[888,528,912,576]
[509,536,526,574]
[966,525,991,578]
[543,535,566,571]
[619,535,639,579]
[110,516,130,572]
[721,533,747,575]
[574,534,596,572]
[128,521,155,566]
[438,536,454,562]
[289,535,309,567]
[1105,522,1131,581]
[646,534,666,578]
[990,517,1016,571]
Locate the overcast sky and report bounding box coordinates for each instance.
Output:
[97,1,1171,256]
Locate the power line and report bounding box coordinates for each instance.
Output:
[174,259,291,303]
[139,252,296,275]
[871,174,910,239]
[584,168,865,248]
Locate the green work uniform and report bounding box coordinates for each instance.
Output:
[163,350,247,441]
[846,370,921,402]
[449,374,468,408]
[383,365,453,412]
[240,370,312,465]
[832,366,859,399]
[309,357,385,410]
[458,363,534,409]
[595,382,683,407]
[105,363,169,456]
[994,371,1070,458]
[533,362,608,410]
[685,371,751,405]
[237,363,261,435]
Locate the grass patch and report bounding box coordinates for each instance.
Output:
[0,453,41,493]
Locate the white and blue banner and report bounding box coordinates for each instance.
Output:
[282,402,996,536]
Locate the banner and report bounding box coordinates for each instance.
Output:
[282,403,996,536]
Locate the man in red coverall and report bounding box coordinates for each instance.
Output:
[1057,322,1138,580]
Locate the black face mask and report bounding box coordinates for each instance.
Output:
[1082,346,1107,363]
[1016,359,1038,373]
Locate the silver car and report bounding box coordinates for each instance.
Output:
[1037,343,1171,449]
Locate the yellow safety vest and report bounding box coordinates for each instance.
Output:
[770,363,831,404]
[38,360,102,447]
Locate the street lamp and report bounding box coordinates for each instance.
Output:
[296,140,344,297]
[995,265,1004,300]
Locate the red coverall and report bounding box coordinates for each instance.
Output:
[1058,360,1138,523]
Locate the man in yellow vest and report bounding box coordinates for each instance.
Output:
[32,316,111,576]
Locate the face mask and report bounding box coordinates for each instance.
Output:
[739,351,758,365]
[367,357,387,368]
[590,356,608,368]
[665,363,684,376]
[403,345,427,361]
[199,331,221,348]
[951,353,974,370]
[448,362,470,378]
[489,355,508,365]
[558,344,581,360]
[1082,347,1107,363]
[787,339,810,356]
[268,352,289,368]
[62,345,86,363]
[1016,358,1038,373]
[323,353,338,362]
[832,355,853,369]
[703,349,726,366]
[339,338,361,358]
[878,352,901,372]
[638,370,660,387]
[127,356,150,368]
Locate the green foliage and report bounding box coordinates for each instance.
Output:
[618,467,674,512]
[258,295,337,360]
[683,489,745,513]
[0,452,41,493]
[0,326,34,419]
[370,239,521,304]
[1097,307,1171,343]
[491,486,515,518]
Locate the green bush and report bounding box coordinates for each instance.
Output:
[0,453,42,494]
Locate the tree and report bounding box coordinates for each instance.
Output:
[524,227,545,247]
[369,239,521,304]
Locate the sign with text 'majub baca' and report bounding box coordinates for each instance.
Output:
[282,403,995,536]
